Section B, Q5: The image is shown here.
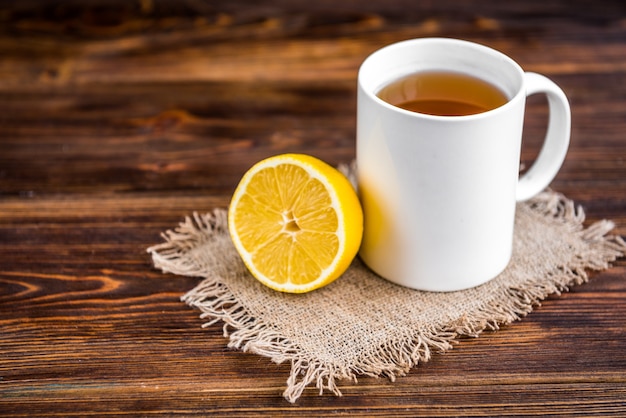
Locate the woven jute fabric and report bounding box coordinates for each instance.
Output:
[148,189,625,403]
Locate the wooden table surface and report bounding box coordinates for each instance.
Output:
[1,1,625,416]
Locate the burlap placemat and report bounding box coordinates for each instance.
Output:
[148,188,625,403]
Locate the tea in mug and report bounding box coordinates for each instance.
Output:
[377,70,508,116]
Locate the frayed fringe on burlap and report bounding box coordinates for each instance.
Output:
[147,191,625,403]
[188,271,462,403]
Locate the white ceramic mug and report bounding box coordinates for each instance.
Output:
[357,38,570,291]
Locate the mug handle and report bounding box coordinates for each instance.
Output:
[516,72,571,202]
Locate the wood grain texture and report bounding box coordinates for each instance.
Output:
[1,0,625,416]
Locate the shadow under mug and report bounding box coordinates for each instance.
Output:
[356,38,571,292]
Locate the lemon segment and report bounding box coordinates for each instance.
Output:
[228,154,363,293]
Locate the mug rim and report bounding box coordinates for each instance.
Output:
[358,37,526,121]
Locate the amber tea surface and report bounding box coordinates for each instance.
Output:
[377,70,508,116]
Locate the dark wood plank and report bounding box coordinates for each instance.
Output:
[1,0,625,416]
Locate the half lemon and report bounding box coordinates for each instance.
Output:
[228,154,363,293]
